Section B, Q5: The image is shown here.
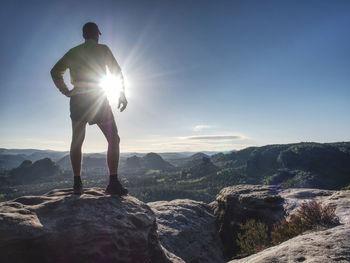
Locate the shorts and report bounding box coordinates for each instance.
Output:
[70,90,115,125]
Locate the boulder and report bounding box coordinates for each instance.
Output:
[149,199,225,263]
[0,188,183,263]
[211,185,285,258]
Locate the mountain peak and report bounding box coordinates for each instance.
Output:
[189,152,209,160]
[125,152,173,170]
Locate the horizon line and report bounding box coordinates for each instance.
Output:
[1,140,350,154]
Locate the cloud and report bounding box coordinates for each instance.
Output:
[182,135,242,141]
[193,125,212,131]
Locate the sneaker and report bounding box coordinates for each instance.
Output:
[105,176,128,196]
[73,176,84,195]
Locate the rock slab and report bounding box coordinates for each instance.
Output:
[149,199,225,263]
[229,224,350,263]
[0,188,183,263]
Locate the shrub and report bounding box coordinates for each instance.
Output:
[271,215,306,244]
[271,200,338,244]
[236,219,270,255]
[341,185,350,190]
[297,200,338,228]
[234,201,338,258]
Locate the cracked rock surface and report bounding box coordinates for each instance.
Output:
[149,199,225,263]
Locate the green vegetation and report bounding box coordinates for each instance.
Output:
[247,142,350,188]
[235,201,338,257]
[271,200,338,244]
[1,142,349,202]
[341,185,350,190]
[125,159,247,202]
[127,142,350,202]
[237,219,270,255]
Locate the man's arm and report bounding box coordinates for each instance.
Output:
[105,46,128,111]
[50,51,71,97]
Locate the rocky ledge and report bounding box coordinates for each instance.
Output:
[229,224,350,263]
[212,185,350,263]
[0,188,183,263]
[1,185,350,263]
[149,199,225,263]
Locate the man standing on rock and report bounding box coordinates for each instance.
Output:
[50,22,128,196]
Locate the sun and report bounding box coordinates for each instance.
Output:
[99,70,123,105]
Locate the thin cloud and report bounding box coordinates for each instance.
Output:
[182,135,242,140]
[193,125,212,131]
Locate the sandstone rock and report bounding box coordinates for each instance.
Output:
[211,185,285,258]
[213,185,350,262]
[228,224,350,263]
[0,188,183,263]
[149,199,225,263]
[278,188,350,224]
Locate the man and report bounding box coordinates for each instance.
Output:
[50,22,128,196]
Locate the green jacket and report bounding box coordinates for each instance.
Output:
[51,39,123,93]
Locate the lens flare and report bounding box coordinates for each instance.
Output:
[100,72,122,105]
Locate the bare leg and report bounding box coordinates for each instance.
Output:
[98,120,127,196]
[97,121,120,175]
[70,120,87,177]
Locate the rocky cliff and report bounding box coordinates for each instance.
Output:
[211,185,285,257]
[211,185,350,262]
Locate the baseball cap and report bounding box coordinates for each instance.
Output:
[83,22,102,37]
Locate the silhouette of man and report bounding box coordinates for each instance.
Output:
[50,22,128,196]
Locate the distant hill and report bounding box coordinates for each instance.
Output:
[182,152,210,168]
[157,152,194,160]
[0,148,222,170]
[57,152,173,172]
[0,148,43,155]
[212,142,350,189]
[0,148,68,162]
[84,153,106,159]
[184,157,219,177]
[125,155,142,169]
[1,142,349,203]
[125,153,173,170]
[57,154,108,172]
[166,152,211,167]
[142,153,174,170]
[56,155,71,169]
[7,158,62,185]
[0,154,27,171]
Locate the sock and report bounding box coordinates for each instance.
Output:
[74,176,82,184]
[109,174,119,183]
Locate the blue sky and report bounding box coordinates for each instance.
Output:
[0,0,349,152]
